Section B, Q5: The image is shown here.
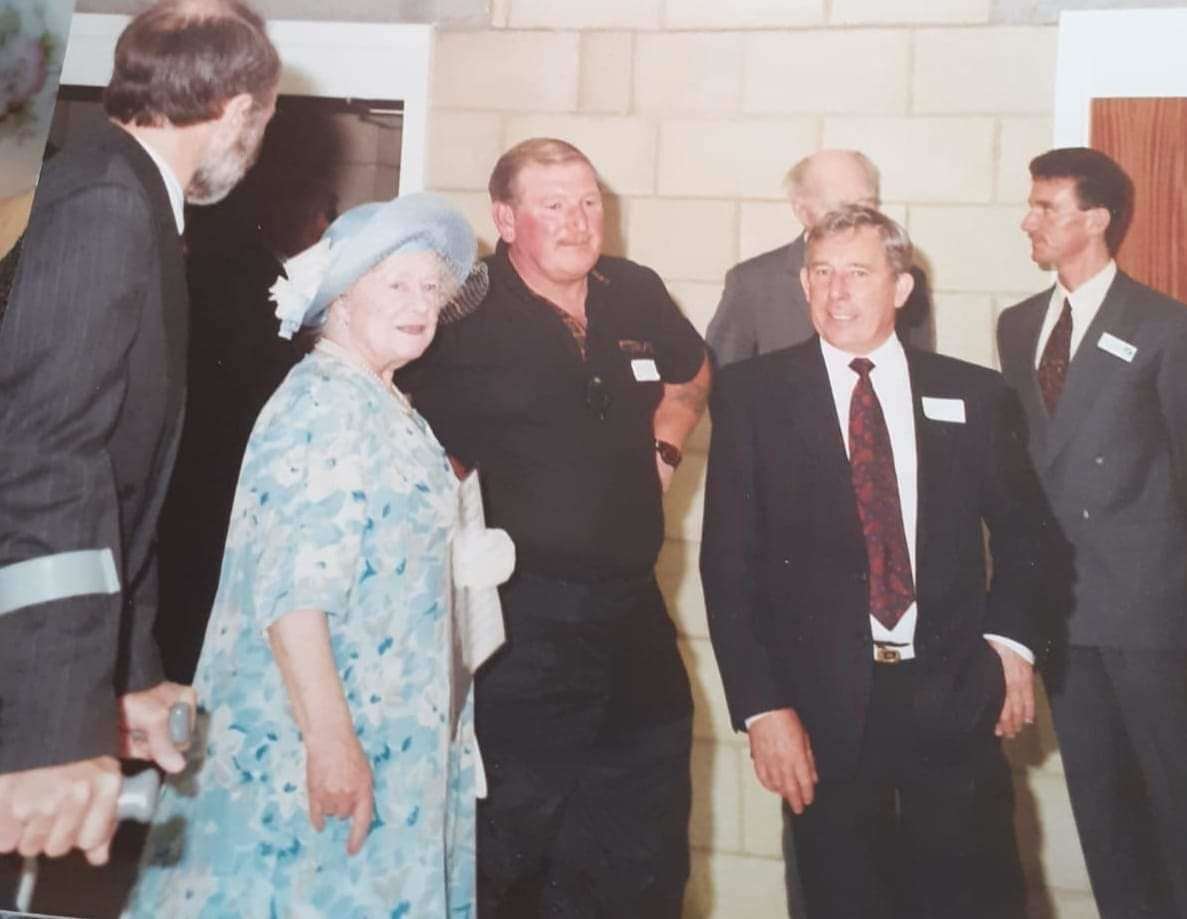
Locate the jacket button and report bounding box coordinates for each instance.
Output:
[1082,508,1091,519]
[1094,456,1104,465]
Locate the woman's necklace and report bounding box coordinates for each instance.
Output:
[314,338,412,410]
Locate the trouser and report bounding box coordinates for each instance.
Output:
[1046,645,1187,919]
[475,570,693,919]
[789,661,1026,919]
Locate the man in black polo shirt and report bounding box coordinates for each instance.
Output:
[400,137,710,917]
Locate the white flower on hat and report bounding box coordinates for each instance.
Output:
[271,236,335,340]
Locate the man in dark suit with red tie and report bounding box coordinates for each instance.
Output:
[998,147,1187,919]
[702,205,1045,918]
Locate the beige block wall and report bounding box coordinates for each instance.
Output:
[427,4,1090,917]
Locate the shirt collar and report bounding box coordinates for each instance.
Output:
[1056,259,1116,316]
[492,239,610,307]
[128,134,186,234]
[819,330,907,380]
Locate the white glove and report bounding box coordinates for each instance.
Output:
[452,527,515,590]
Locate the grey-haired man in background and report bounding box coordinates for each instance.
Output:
[707,149,932,369]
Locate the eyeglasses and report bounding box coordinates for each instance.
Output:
[585,375,612,422]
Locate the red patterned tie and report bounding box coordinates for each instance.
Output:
[1037,298,1072,415]
[848,358,915,629]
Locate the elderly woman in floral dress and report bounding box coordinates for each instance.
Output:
[123,193,513,917]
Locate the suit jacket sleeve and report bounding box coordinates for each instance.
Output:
[980,379,1048,654]
[700,366,788,730]
[120,543,165,697]
[1157,322,1187,515]
[706,265,757,369]
[0,182,157,770]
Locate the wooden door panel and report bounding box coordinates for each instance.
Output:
[1091,97,1187,304]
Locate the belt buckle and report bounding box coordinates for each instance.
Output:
[874,645,901,664]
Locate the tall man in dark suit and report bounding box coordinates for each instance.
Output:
[0,0,278,866]
[702,205,1044,918]
[706,149,932,368]
[997,147,1187,919]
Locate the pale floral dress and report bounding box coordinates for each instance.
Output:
[123,342,476,918]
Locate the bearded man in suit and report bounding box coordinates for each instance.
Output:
[0,0,278,865]
[997,146,1187,919]
[703,205,1044,918]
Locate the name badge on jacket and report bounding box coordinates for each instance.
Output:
[921,396,966,424]
[1097,332,1137,363]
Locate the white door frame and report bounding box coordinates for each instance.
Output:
[1054,8,1187,146]
[60,14,432,194]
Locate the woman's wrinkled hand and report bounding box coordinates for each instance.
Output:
[305,729,373,856]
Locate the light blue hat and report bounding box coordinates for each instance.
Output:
[272,192,478,339]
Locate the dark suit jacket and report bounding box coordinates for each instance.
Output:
[0,120,188,771]
[700,339,1045,779]
[997,271,1187,650]
[705,237,934,368]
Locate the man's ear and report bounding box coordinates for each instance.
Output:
[491,200,516,244]
[799,265,812,302]
[893,269,916,310]
[219,92,255,127]
[1086,205,1111,242]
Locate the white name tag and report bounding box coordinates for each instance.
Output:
[1097,332,1137,363]
[921,396,966,424]
[631,358,660,382]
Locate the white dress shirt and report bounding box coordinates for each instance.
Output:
[129,132,186,234]
[744,333,1032,729]
[1033,260,1117,367]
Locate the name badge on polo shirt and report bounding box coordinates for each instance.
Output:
[620,339,660,381]
[631,359,661,382]
[921,396,966,423]
[1097,331,1137,363]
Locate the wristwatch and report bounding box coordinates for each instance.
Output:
[654,438,682,469]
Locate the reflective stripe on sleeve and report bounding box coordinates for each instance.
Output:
[0,548,120,617]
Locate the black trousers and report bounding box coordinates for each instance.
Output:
[1046,645,1187,919]
[788,662,1025,919]
[475,571,693,919]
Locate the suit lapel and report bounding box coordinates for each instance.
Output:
[906,352,961,596]
[781,342,865,555]
[1041,273,1138,469]
[790,338,851,474]
[1010,292,1051,439]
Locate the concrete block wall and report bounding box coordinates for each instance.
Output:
[427,4,1091,916]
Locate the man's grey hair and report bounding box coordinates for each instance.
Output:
[783,150,881,203]
[804,204,913,275]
